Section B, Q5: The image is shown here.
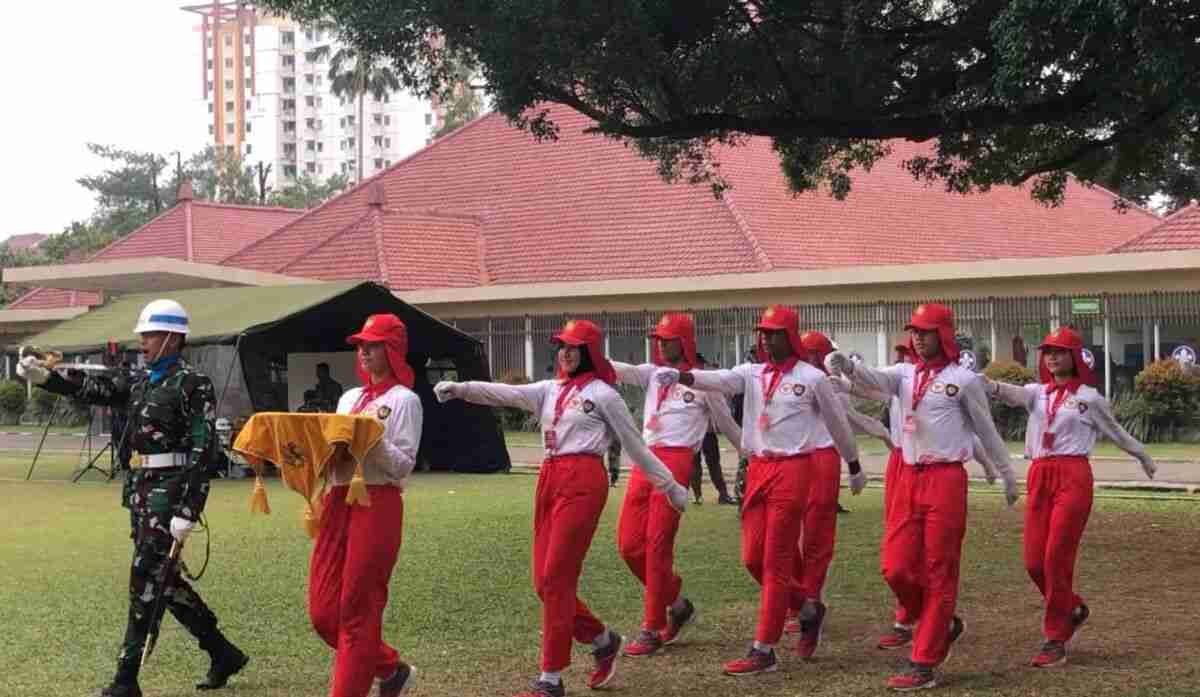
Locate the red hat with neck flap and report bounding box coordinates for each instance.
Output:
[1038,326,1095,386]
[904,303,960,362]
[755,305,804,360]
[650,313,699,369]
[553,319,616,385]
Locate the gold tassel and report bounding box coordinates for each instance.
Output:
[345,461,371,507]
[249,474,271,514]
[303,502,320,538]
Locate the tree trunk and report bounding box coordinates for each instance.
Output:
[357,89,365,183]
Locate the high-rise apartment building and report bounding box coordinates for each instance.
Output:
[183,2,444,190]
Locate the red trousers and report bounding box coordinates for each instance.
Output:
[883,448,915,626]
[742,455,812,644]
[881,462,967,665]
[790,447,841,604]
[617,446,694,631]
[1025,456,1093,641]
[309,485,404,697]
[533,455,609,672]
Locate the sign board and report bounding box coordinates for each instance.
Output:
[1071,298,1102,315]
[1173,345,1197,366]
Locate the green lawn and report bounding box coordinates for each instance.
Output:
[2,473,1199,696]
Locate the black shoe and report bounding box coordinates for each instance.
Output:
[663,597,696,645]
[196,646,249,690]
[1070,603,1090,641]
[938,615,965,666]
[693,496,704,505]
[518,679,565,697]
[717,494,736,505]
[379,661,416,697]
[99,684,142,697]
[836,502,851,514]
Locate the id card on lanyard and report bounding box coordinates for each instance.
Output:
[545,383,579,452]
[758,368,787,432]
[1042,388,1071,452]
[905,367,940,434]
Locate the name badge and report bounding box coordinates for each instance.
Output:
[543,430,558,451]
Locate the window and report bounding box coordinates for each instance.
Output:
[373,114,382,125]
[306,162,317,173]
[281,31,294,45]
[305,30,313,41]
[245,78,252,89]
[305,117,315,129]
[225,58,233,69]
[384,115,391,126]
[305,74,314,85]
[318,163,324,174]
[348,137,355,148]
[207,80,214,91]
[305,96,315,107]
[224,34,233,47]
[245,144,252,155]
[206,59,213,69]
[207,102,214,114]
[347,115,355,126]
[226,144,235,155]
[373,136,383,147]
[245,99,252,111]
[226,123,235,134]
[284,121,296,133]
[246,122,252,133]
[245,57,252,67]
[244,33,251,45]
[339,118,345,128]
[208,124,214,135]
[207,37,213,48]
[283,55,295,67]
[316,97,323,108]
[385,160,391,167]
[283,165,296,177]
[374,158,383,170]
[283,143,296,155]
[384,137,391,148]
[225,80,234,90]
[225,101,234,113]
[306,140,315,151]
[424,113,432,126]
[317,142,324,152]
[283,99,295,110]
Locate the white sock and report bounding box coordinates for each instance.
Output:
[539,672,561,685]
[752,641,773,652]
[592,628,611,650]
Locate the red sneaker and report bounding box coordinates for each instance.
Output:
[1030,640,1067,668]
[660,598,695,645]
[878,623,914,650]
[793,601,826,659]
[624,630,662,657]
[887,662,936,691]
[722,647,777,676]
[587,631,623,689]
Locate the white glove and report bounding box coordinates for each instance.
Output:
[825,351,852,376]
[654,368,681,388]
[1004,476,1020,507]
[169,516,195,543]
[848,470,867,495]
[17,355,49,385]
[434,381,461,403]
[665,482,689,513]
[1139,454,1157,480]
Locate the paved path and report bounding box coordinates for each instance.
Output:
[504,445,1200,489]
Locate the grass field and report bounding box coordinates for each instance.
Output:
[2,472,1199,697]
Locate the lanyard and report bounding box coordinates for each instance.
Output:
[910,366,941,413]
[1044,386,1071,432]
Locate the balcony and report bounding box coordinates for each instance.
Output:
[281,131,297,144]
[281,152,298,164]
[281,109,296,120]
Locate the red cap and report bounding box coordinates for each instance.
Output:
[347,314,415,388]
[904,303,959,362]
[649,313,699,368]
[553,319,616,385]
[755,305,803,357]
[799,330,834,372]
[1038,326,1095,385]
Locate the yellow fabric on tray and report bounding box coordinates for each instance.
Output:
[232,412,385,536]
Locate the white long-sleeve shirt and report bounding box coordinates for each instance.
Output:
[989,381,1149,462]
[455,379,677,492]
[688,361,859,462]
[848,362,1013,483]
[334,385,423,488]
[612,361,743,451]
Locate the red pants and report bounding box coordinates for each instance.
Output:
[617,446,694,631]
[791,447,841,604]
[309,485,404,697]
[883,448,915,626]
[1025,456,1093,641]
[881,462,967,665]
[742,455,812,644]
[534,455,609,672]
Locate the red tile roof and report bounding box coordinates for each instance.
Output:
[1110,203,1200,253]
[3,233,48,251]
[225,105,1159,288]
[6,201,302,310]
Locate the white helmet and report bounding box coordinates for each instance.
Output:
[134,299,190,336]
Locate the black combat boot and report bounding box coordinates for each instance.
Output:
[99,658,142,697]
[196,633,249,690]
[99,684,142,697]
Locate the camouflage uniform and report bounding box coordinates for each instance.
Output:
[43,358,245,693]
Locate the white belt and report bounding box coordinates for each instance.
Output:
[131,452,189,469]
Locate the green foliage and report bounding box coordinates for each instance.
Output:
[263,0,1200,206]
[0,381,26,419]
[432,48,484,139]
[1123,360,1200,442]
[187,147,260,205]
[269,172,350,209]
[983,359,1037,440]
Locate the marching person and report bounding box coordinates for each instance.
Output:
[828,303,1018,691]
[609,313,742,657]
[434,319,689,697]
[311,314,423,697]
[780,330,881,656]
[983,326,1155,668]
[656,305,863,676]
[19,300,248,697]
[688,355,735,505]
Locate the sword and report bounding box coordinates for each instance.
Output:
[141,539,184,667]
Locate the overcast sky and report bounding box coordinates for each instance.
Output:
[0,1,206,241]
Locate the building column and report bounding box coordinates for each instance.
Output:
[524,316,534,381]
[604,332,612,361]
[1154,320,1161,362]
[989,299,998,368]
[733,333,742,365]
[876,303,888,368]
[1103,311,1112,397]
[1049,298,1060,332]
[486,318,494,378]
[1142,319,1153,370]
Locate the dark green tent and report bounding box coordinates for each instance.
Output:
[16,281,510,474]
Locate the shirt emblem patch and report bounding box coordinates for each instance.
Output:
[682,391,695,403]
[1078,402,1088,414]
[376,405,392,420]
[581,400,595,414]
[931,382,946,394]
[945,384,959,397]
[791,384,806,397]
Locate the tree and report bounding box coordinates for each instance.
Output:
[186,147,259,205]
[310,28,402,183]
[268,172,349,209]
[263,1,1200,205]
[432,50,484,139]
[75,143,172,236]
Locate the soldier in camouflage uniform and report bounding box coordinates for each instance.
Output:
[20,299,248,697]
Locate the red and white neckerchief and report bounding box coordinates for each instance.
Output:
[544,372,595,451]
[1041,379,1081,451]
[646,362,694,432]
[758,356,800,432]
[905,357,948,433]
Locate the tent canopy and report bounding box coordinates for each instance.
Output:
[15,281,509,473]
[13,281,476,356]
